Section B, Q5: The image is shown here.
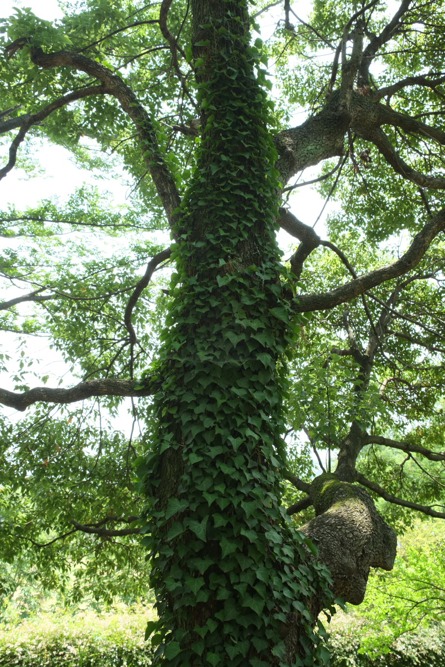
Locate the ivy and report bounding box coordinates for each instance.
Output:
[137,0,333,664]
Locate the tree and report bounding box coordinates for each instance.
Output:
[1,0,445,664]
[349,519,445,657]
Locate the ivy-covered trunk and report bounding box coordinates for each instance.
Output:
[140,1,330,664]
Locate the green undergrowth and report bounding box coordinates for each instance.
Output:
[0,603,155,667]
[329,619,445,667]
[2,605,445,666]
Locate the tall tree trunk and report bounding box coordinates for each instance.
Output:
[139,0,333,664]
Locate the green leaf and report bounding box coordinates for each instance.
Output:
[185,576,205,595]
[167,521,186,541]
[188,516,208,541]
[165,641,181,659]
[165,498,188,520]
[243,595,265,615]
[220,537,237,558]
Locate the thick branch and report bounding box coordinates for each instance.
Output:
[283,469,311,494]
[0,111,32,135]
[29,46,181,224]
[278,208,320,245]
[0,289,54,310]
[286,497,312,515]
[295,207,445,312]
[0,377,157,412]
[275,104,349,184]
[368,127,445,189]
[356,472,445,518]
[364,434,445,462]
[72,515,140,537]
[301,474,397,605]
[278,208,321,278]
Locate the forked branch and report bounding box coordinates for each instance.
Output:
[295,207,445,312]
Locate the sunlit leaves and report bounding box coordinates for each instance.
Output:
[352,520,445,656]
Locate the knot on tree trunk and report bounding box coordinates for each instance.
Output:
[301,474,397,605]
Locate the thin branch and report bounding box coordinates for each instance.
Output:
[78,19,160,53]
[22,528,78,548]
[359,0,413,86]
[376,73,445,101]
[328,0,379,94]
[124,247,171,346]
[29,45,181,223]
[0,85,106,180]
[159,0,191,102]
[251,1,281,21]
[389,328,445,354]
[282,160,342,193]
[369,291,444,340]
[72,515,140,537]
[2,213,148,231]
[5,41,181,225]
[289,8,335,49]
[364,280,404,358]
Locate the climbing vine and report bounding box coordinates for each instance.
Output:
[139,1,333,664]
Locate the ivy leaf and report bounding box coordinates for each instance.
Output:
[165,641,181,659]
[220,537,237,558]
[165,498,188,520]
[188,516,208,541]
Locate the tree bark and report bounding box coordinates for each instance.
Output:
[302,474,397,607]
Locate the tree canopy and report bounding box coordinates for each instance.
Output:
[1,0,445,664]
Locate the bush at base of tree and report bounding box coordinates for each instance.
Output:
[329,623,445,667]
[2,605,445,667]
[0,605,154,667]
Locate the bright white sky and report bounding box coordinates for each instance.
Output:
[0,0,63,20]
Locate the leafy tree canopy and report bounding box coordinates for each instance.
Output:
[0,0,445,663]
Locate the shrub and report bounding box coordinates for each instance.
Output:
[1,604,445,666]
[0,604,154,667]
[329,620,445,667]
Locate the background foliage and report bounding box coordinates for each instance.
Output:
[0,0,445,662]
